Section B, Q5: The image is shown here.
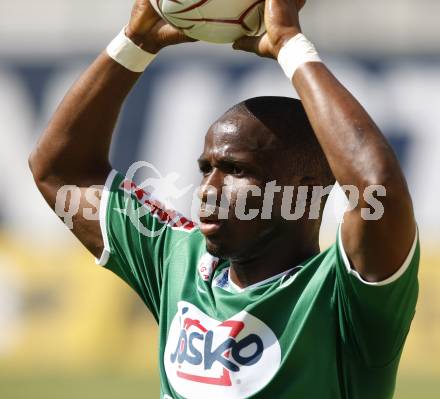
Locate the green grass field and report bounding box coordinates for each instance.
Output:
[0,374,158,399]
[0,374,438,399]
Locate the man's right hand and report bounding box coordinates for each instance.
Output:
[125,0,196,54]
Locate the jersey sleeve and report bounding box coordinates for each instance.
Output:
[335,224,420,367]
[96,170,197,321]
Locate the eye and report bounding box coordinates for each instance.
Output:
[231,166,244,176]
[199,163,212,176]
[223,164,244,176]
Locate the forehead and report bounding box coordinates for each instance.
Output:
[202,113,279,158]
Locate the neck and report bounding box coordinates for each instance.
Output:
[229,229,320,289]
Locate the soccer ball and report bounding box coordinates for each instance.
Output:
[150,0,266,44]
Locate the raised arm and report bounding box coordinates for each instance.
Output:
[234,0,416,282]
[29,0,193,258]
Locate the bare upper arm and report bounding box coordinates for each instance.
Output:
[341,184,416,283]
[31,168,111,259]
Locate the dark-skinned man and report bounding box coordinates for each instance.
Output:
[29,0,419,398]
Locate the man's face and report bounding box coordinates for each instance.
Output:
[197,113,296,260]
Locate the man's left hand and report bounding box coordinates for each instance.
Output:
[233,0,306,59]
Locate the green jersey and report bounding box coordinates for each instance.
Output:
[97,170,419,399]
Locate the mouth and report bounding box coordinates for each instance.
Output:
[198,215,225,237]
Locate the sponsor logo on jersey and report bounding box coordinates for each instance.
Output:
[164,301,281,399]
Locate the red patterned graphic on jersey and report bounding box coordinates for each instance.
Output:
[119,180,196,232]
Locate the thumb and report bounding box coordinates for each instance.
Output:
[232,36,261,53]
[160,25,198,46]
[233,35,275,59]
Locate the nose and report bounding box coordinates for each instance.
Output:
[198,168,223,204]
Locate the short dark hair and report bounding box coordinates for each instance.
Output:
[226,96,335,186]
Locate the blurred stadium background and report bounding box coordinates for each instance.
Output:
[0,0,439,398]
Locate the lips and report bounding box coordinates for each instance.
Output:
[199,215,224,236]
[198,206,226,237]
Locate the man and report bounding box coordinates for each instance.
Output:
[29,0,419,398]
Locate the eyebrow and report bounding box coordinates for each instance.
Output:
[197,155,262,176]
[198,154,252,165]
[197,155,206,162]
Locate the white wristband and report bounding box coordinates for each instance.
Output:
[277,34,322,80]
[106,27,156,73]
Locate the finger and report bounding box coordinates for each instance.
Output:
[159,25,198,46]
[232,36,261,54]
